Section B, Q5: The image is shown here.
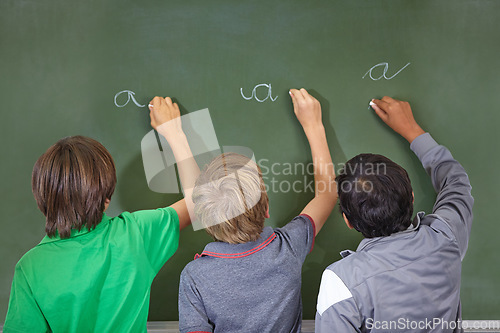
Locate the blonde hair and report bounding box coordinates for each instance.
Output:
[192,153,269,244]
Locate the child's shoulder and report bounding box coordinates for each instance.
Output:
[274,214,314,233]
[14,242,50,274]
[180,254,215,283]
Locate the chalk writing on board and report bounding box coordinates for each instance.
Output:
[114,90,145,108]
[362,62,411,81]
[240,84,278,102]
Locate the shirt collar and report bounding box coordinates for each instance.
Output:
[355,211,424,252]
[38,213,111,245]
[195,226,276,259]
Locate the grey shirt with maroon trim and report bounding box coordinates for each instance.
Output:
[178,214,315,333]
[315,133,474,332]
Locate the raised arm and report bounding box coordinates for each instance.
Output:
[289,88,337,235]
[149,96,200,230]
[371,97,474,259]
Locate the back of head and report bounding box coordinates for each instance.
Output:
[32,136,116,239]
[336,154,413,238]
[192,153,268,244]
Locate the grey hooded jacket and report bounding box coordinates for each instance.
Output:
[315,133,474,333]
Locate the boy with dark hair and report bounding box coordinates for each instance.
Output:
[4,115,191,331]
[153,88,338,333]
[315,97,474,332]
[336,153,414,238]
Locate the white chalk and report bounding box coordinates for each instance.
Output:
[369,101,376,107]
[148,104,153,108]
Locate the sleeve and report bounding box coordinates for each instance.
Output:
[315,269,361,333]
[276,214,316,263]
[131,207,180,272]
[178,267,213,333]
[3,264,50,333]
[410,133,474,260]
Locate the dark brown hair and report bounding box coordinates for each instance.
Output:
[32,136,116,238]
[336,153,413,238]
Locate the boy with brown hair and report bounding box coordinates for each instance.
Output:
[4,119,192,331]
[151,88,337,333]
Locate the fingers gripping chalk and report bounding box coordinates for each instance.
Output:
[368,99,376,110]
[148,104,154,108]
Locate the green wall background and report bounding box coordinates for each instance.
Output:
[1,0,499,320]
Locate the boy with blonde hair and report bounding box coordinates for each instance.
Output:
[151,88,337,333]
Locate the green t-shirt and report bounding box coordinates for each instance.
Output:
[3,207,180,333]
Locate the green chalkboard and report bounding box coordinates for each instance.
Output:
[1,0,499,321]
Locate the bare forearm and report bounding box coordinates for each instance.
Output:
[304,125,336,196]
[168,134,200,187]
[290,88,337,235]
[157,130,200,217]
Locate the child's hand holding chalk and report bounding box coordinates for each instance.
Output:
[370,97,425,143]
[148,96,183,143]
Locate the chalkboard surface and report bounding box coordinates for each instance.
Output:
[1,0,499,321]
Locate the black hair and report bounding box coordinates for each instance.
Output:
[336,153,413,238]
